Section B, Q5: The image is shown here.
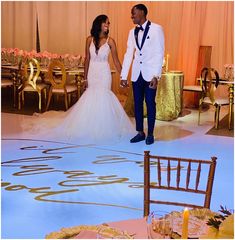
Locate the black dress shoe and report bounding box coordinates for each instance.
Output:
[145,135,154,145]
[130,133,146,143]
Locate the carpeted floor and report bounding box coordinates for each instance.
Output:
[206,114,234,137]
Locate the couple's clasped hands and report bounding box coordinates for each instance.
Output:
[120,77,159,89]
[120,80,129,88]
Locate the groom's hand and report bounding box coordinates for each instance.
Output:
[120,80,129,88]
[149,77,159,89]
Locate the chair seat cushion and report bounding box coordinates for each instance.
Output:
[183,85,202,92]
[23,83,48,91]
[203,97,230,105]
[52,85,77,93]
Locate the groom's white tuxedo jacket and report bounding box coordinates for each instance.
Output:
[121,21,164,82]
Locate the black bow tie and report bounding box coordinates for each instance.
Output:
[136,25,144,33]
[138,25,144,31]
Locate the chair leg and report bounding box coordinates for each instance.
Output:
[18,92,21,110]
[215,106,220,129]
[13,85,17,108]
[38,92,42,113]
[64,93,68,110]
[198,102,202,125]
[44,88,47,104]
[68,94,71,107]
[228,103,233,130]
[46,88,53,111]
[22,91,25,106]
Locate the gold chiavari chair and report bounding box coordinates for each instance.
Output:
[198,67,230,129]
[18,58,48,112]
[46,60,78,111]
[143,151,217,217]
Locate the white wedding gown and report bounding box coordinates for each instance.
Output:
[22,38,135,144]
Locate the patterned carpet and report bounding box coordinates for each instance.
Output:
[206,114,234,137]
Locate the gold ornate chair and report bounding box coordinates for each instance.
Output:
[198,67,230,129]
[18,58,48,112]
[183,46,212,105]
[143,151,217,217]
[46,60,78,111]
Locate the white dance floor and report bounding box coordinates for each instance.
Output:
[1,107,234,239]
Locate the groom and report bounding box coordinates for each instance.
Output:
[120,4,165,145]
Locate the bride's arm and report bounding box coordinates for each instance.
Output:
[84,36,92,85]
[109,38,122,74]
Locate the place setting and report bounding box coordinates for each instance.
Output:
[147,208,216,239]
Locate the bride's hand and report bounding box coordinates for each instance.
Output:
[83,79,88,90]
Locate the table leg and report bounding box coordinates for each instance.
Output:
[180,75,184,115]
[228,84,234,130]
[11,70,17,108]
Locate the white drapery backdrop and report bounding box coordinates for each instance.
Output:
[1,1,234,105]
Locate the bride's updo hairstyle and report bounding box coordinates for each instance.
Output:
[90,14,109,54]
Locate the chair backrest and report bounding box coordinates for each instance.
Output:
[200,67,220,104]
[48,60,67,89]
[196,46,212,78]
[143,151,217,217]
[22,58,41,90]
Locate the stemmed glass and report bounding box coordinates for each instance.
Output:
[148,211,173,239]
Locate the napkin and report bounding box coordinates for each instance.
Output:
[74,230,100,239]
[173,216,208,238]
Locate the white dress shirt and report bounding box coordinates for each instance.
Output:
[138,20,148,47]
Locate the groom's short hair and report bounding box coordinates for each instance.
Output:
[133,4,148,16]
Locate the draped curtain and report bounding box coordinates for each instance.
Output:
[1,1,234,105]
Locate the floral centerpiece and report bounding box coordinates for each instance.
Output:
[224,64,234,81]
[201,206,234,239]
[1,48,83,69]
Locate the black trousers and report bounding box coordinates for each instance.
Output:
[132,73,157,135]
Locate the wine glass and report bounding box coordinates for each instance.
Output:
[148,211,173,239]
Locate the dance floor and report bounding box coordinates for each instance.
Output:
[1,107,234,239]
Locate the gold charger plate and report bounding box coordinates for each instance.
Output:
[169,208,216,239]
[45,224,133,239]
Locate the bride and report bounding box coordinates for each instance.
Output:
[23,14,135,144]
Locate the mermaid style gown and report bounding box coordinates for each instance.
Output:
[22,38,135,144]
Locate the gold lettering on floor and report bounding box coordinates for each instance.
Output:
[1,140,141,210]
[2,139,180,210]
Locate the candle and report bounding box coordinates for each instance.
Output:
[166,54,169,72]
[182,208,189,239]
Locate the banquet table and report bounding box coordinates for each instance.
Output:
[124,71,184,121]
[45,208,218,239]
[1,63,115,108]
